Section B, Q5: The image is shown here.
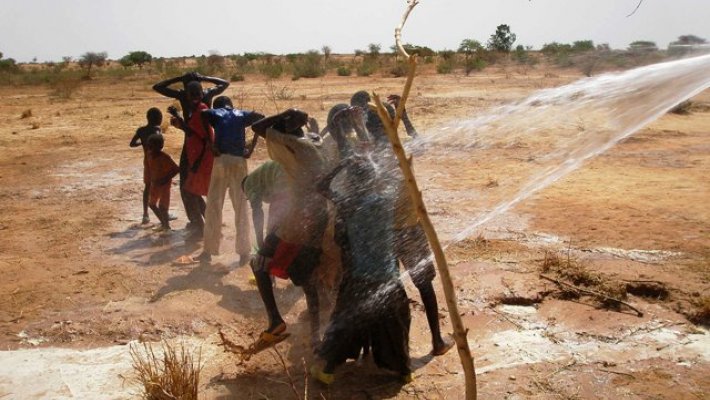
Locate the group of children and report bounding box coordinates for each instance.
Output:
[130,72,453,385]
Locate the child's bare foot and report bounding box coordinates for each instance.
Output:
[141,215,150,224]
[432,336,454,356]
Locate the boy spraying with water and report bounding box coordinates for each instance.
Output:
[146,134,179,231]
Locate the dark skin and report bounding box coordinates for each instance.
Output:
[148,147,180,229]
[250,108,321,347]
[152,72,229,119]
[129,125,160,222]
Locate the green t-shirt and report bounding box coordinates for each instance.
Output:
[243,161,288,204]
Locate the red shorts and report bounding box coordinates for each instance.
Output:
[149,181,171,210]
[258,234,321,286]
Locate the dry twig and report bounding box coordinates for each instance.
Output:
[540,274,644,317]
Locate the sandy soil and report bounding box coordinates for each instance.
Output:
[0,64,708,399]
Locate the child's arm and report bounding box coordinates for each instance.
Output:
[243,134,259,159]
[155,156,180,186]
[152,74,188,99]
[129,130,142,147]
[199,74,230,101]
[200,110,219,156]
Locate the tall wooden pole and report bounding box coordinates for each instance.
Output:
[372,2,477,399]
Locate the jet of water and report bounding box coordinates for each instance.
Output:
[417,54,710,244]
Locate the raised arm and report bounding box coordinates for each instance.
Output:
[200,74,230,103]
[387,94,418,138]
[129,130,142,147]
[251,109,307,137]
[152,74,186,99]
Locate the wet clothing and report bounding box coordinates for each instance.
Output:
[147,151,179,210]
[184,103,214,196]
[256,233,322,286]
[243,161,289,234]
[394,224,436,287]
[319,186,411,376]
[265,128,328,248]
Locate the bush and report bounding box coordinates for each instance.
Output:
[259,63,283,79]
[230,73,245,82]
[436,60,454,74]
[337,66,352,76]
[389,62,408,77]
[291,50,325,79]
[464,58,486,74]
[356,61,378,77]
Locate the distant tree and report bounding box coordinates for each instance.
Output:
[628,40,658,52]
[321,45,332,64]
[672,35,707,45]
[78,51,108,77]
[124,51,152,68]
[458,39,483,60]
[0,52,18,72]
[668,34,707,55]
[119,55,135,68]
[541,42,571,56]
[596,43,611,52]
[401,43,436,57]
[487,24,516,52]
[572,40,595,52]
[367,43,381,59]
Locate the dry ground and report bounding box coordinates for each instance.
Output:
[0,64,708,399]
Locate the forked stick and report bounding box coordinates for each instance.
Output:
[373,2,477,399]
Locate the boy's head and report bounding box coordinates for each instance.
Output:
[273,109,309,136]
[350,90,371,109]
[213,96,233,110]
[147,133,164,153]
[186,81,204,105]
[146,107,162,127]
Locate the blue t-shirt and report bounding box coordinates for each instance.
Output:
[203,107,254,157]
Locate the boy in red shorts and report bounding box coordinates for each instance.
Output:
[146,134,180,231]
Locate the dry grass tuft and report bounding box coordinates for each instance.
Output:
[130,341,202,400]
[30,121,40,130]
[20,109,32,119]
[484,177,499,188]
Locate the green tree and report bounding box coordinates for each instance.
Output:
[367,43,381,59]
[119,55,134,68]
[628,40,658,52]
[79,51,108,77]
[487,24,516,52]
[125,51,152,68]
[572,40,595,52]
[458,39,484,75]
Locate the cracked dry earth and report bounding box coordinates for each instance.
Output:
[0,69,708,399]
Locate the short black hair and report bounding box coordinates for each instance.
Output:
[350,90,371,108]
[147,133,164,151]
[213,95,233,109]
[146,107,162,126]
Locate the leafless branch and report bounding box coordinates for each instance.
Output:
[626,0,643,17]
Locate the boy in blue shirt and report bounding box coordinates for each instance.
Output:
[198,96,264,264]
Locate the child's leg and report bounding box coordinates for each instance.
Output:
[158,183,172,229]
[142,183,150,223]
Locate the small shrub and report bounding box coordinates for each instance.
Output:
[20,109,32,119]
[464,58,486,75]
[389,62,408,77]
[336,66,351,76]
[50,77,82,100]
[356,61,378,77]
[259,63,283,79]
[131,341,202,400]
[436,60,454,74]
[230,73,245,82]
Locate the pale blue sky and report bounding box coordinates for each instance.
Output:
[1,0,708,62]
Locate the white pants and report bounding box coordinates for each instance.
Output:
[203,155,251,256]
